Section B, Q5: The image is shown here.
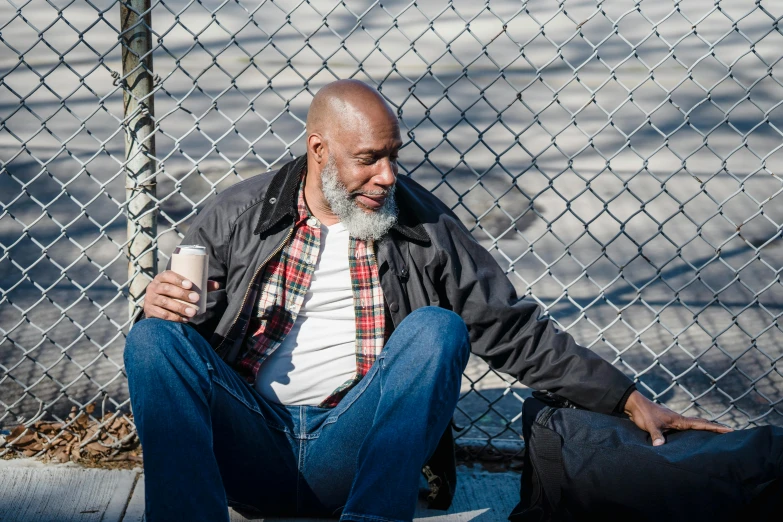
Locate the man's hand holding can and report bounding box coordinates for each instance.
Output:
[142,245,220,323]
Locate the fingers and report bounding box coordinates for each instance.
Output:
[151,293,198,319]
[157,270,193,289]
[629,397,733,447]
[155,282,199,304]
[649,426,665,446]
[143,304,191,323]
[675,416,733,434]
[207,280,220,292]
[143,270,201,322]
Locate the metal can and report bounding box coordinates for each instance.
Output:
[170,245,209,315]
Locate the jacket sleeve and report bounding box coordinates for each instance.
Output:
[435,215,634,414]
[161,199,230,341]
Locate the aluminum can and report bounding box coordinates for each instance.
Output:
[170,245,209,315]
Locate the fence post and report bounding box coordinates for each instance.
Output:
[121,0,157,321]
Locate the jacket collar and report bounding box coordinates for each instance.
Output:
[254,156,430,244]
[253,156,305,236]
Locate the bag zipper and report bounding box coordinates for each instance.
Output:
[537,405,557,427]
[215,227,294,355]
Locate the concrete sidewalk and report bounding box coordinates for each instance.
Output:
[0,459,520,522]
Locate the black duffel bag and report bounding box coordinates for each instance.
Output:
[509,391,783,522]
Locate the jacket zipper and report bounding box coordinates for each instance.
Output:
[215,227,294,355]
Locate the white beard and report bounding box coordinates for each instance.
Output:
[320,156,398,241]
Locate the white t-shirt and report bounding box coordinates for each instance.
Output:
[253,222,357,405]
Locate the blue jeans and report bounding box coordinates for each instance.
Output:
[124,307,470,522]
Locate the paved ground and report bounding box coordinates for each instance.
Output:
[0,459,521,522]
[1,0,782,455]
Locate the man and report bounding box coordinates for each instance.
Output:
[124,80,730,522]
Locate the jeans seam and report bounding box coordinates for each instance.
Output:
[320,361,381,430]
[340,512,407,522]
[296,407,305,515]
[210,376,288,432]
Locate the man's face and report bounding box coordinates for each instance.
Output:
[327,112,402,211]
[319,110,402,240]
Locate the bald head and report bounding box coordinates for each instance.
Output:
[306,79,398,138]
[303,80,402,233]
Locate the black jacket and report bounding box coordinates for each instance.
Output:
[168,156,635,508]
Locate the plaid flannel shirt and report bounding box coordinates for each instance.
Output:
[235,177,387,408]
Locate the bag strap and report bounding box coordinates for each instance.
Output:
[529,419,565,510]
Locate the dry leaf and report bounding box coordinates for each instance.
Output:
[85,441,110,455]
[9,425,27,439]
[52,445,70,463]
[5,409,140,468]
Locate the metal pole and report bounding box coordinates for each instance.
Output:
[121,0,157,321]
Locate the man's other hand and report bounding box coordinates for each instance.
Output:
[623,390,732,446]
[142,270,220,323]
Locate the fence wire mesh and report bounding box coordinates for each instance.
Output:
[2,0,783,461]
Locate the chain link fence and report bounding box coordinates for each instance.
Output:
[2,0,782,461]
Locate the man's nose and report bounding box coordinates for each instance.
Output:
[375,158,397,188]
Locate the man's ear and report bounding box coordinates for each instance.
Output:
[307,133,326,164]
